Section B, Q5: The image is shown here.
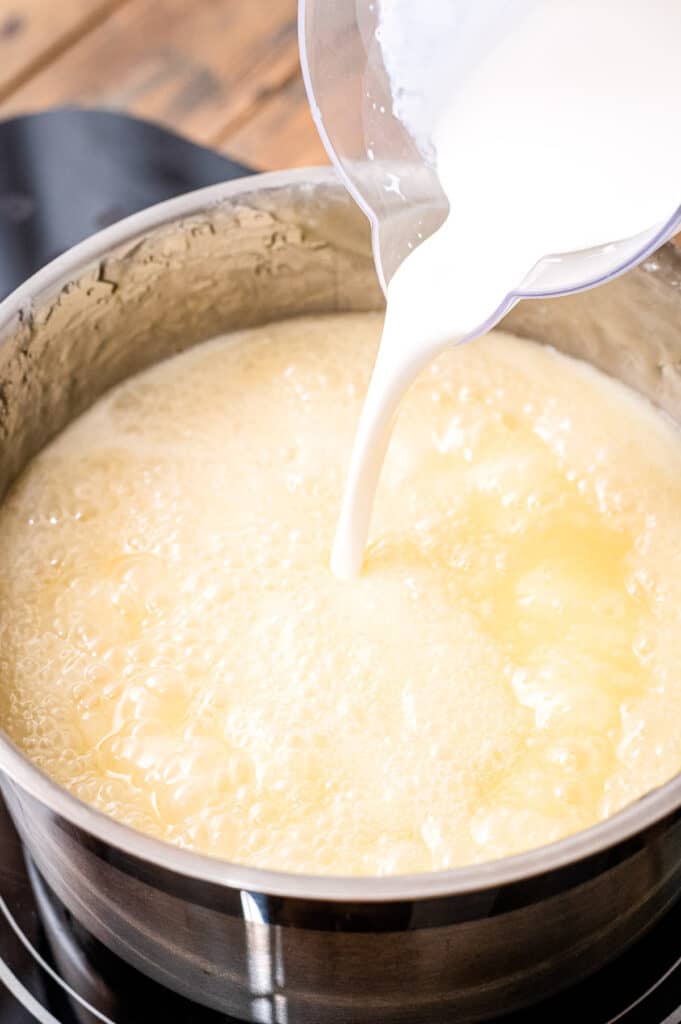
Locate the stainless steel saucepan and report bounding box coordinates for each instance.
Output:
[1,169,681,1023]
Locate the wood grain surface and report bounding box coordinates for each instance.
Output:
[0,0,328,169]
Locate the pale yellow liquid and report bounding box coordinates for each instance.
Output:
[1,313,681,875]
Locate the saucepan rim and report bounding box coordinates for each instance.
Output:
[0,166,680,902]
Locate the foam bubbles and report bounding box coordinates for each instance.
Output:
[1,314,681,874]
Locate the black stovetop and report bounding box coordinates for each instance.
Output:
[0,108,681,1024]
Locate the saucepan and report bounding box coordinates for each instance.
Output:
[1,169,681,1023]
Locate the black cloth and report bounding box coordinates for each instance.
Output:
[0,106,251,300]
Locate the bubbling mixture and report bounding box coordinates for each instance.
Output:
[2,313,681,875]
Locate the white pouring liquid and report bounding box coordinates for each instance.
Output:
[331,0,681,579]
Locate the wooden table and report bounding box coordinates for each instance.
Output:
[0,0,328,170]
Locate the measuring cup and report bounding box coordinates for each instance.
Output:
[299,0,681,317]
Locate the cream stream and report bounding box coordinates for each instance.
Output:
[331,0,681,578]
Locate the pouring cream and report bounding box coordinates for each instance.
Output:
[331,0,681,578]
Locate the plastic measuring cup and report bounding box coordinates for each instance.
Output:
[299,0,681,321]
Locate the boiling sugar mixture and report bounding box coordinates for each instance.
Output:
[1,314,680,874]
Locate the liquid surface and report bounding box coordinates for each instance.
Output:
[2,314,681,875]
[331,0,681,577]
